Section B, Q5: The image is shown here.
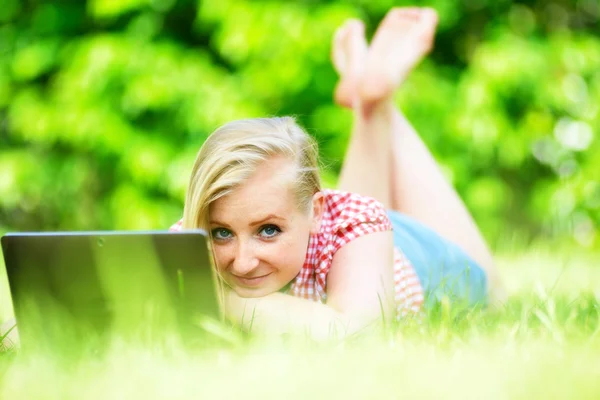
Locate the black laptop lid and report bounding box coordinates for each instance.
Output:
[1,231,221,349]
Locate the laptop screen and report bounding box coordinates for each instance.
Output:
[1,231,222,350]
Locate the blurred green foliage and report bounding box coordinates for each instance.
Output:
[0,0,599,249]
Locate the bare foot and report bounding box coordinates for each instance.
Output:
[331,19,368,109]
[359,7,438,108]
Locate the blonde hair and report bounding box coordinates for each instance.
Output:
[182,117,321,230]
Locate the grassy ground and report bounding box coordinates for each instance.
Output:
[1,245,600,399]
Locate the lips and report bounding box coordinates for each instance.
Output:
[231,272,273,288]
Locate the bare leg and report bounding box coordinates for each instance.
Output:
[389,111,504,301]
[334,20,394,209]
[332,8,504,301]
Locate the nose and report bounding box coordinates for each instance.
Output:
[231,239,259,276]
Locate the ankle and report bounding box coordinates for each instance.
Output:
[359,97,395,121]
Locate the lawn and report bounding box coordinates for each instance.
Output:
[1,245,600,399]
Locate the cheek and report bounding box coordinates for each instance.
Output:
[272,237,309,272]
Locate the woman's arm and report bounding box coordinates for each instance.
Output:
[225,290,357,340]
[224,231,395,341]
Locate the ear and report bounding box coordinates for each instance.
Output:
[309,191,325,235]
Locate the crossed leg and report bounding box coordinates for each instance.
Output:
[332,8,504,302]
[333,18,394,210]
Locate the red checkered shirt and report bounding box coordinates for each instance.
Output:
[170,189,424,318]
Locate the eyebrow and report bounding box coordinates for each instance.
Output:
[209,214,286,227]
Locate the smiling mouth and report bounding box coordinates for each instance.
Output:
[232,272,273,287]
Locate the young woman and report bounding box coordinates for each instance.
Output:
[171,7,504,339]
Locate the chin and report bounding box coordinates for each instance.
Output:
[223,271,292,298]
[233,285,276,298]
[228,276,291,298]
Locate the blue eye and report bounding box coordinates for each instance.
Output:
[211,228,232,240]
[259,225,281,238]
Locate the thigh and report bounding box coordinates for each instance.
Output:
[388,210,488,309]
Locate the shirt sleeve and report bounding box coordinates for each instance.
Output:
[169,219,183,232]
[328,191,393,253]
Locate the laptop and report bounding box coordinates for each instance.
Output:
[1,230,223,351]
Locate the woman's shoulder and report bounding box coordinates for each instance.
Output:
[321,189,388,220]
[321,189,386,209]
[319,189,391,233]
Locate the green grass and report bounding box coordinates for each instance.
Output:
[1,246,600,399]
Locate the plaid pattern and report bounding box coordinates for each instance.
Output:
[393,247,424,316]
[170,189,424,318]
[289,189,423,318]
[169,219,183,231]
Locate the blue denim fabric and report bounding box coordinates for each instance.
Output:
[387,210,488,309]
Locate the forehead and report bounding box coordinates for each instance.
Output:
[209,157,299,221]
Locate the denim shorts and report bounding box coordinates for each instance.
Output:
[388,211,488,309]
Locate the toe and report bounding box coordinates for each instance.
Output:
[345,18,365,31]
[416,8,439,45]
[386,7,421,24]
[421,7,439,25]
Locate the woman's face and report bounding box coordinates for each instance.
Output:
[208,156,323,298]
